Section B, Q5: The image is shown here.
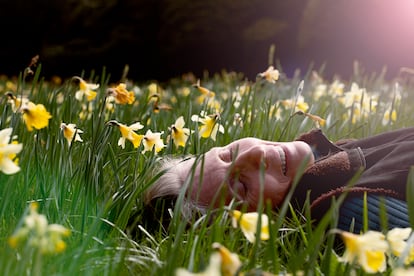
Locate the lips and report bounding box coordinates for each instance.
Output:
[276,147,287,175]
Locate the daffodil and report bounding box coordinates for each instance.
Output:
[191,112,224,141]
[298,111,326,128]
[192,79,217,107]
[382,108,397,125]
[6,92,29,112]
[73,76,99,101]
[339,82,379,124]
[230,210,270,243]
[386,227,414,264]
[8,202,71,255]
[212,243,242,276]
[328,79,345,96]
[279,95,309,113]
[60,123,83,147]
[192,79,215,98]
[107,120,144,149]
[21,102,52,131]
[177,87,191,97]
[0,128,22,175]
[339,230,388,273]
[258,65,280,83]
[175,252,222,276]
[152,100,173,113]
[148,82,161,97]
[142,129,165,154]
[170,116,190,148]
[107,83,135,105]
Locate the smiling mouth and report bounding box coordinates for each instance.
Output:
[276,147,287,175]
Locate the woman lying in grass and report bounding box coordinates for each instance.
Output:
[142,127,414,233]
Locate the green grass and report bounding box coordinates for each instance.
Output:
[1,61,414,275]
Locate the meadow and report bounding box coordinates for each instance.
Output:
[1,59,414,275]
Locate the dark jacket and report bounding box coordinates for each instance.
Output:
[292,127,414,231]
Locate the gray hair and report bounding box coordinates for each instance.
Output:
[144,156,206,221]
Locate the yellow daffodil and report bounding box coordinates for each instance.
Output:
[297,111,326,128]
[177,87,191,97]
[328,79,345,96]
[192,79,215,98]
[73,76,99,101]
[386,227,414,264]
[339,82,378,124]
[339,230,388,273]
[142,129,165,154]
[6,92,29,112]
[107,83,135,105]
[175,252,222,276]
[170,116,190,148]
[279,95,309,113]
[152,100,173,113]
[0,128,23,175]
[60,123,83,147]
[212,243,242,276]
[107,120,144,149]
[192,79,217,107]
[382,108,397,126]
[230,210,270,243]
[8,202,71,255]
[191,112,224,141]
[148,82,162,97]
[21,102,52,131]
[258,65,280,83]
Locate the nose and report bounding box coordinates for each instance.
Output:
[233,145,267,169]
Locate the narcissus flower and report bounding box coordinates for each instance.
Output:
[6,92,29,112]
[295,111,326,128]
[142,129,165,154]
[339,230,388,273]
[21,102,52,131]
[8,202,71,255]
[192,79,215,98]
[258,65,280,83]
[382,108,397,126]
[230,210,270,243]
[175,252,222,276]
[279,95,309,113]
[107,83,135,105]
[386,227,414,264]
[170,116,190,148]
[212,243,242,276]
[60,123,83,147]
[0,128,22,175]
[191,112,224,141]
[192,79,217,106]
[73,76,99,101]
[107,120,144,149]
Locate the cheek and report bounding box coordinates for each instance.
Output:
[244,174,291,209]
[188,169,230,206]
[263,176,291,206]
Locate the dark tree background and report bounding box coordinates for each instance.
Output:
[1,0,414,81]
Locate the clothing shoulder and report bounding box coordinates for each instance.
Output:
[295,128,343,157]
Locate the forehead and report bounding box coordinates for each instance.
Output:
[176,137,265,177]
[226,137,263,147]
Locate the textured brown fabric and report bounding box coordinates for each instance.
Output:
[292,127,414,221]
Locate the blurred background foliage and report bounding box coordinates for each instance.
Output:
[1,0,414,81]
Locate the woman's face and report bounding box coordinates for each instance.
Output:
[179,138,315,211]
